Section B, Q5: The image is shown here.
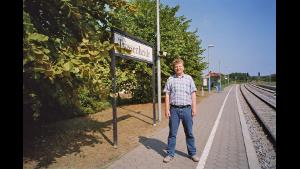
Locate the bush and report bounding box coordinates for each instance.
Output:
[77,86,111,114]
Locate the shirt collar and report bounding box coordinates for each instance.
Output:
[174,73,185,78]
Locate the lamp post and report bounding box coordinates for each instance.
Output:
[228,73,230,85]
[219,60,221,92]
[208,44,215,93]
[156,0,161,123]
[227,66,230,86]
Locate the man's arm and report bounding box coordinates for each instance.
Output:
[165,93,170,118]
[191,92,197,117]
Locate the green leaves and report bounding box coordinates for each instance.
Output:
[88,50,99,56]
[23,0,206,123]
[28,33,49,42]
[63,61,74,72]
[73,67,80,73]
[111,0,205,99]
[23,0,137,127]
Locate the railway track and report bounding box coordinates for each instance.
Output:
[257,83,276,91]
[248,82,276,96]
[239,84,276,145]
[244,83,276,109]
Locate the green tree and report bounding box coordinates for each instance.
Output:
[113,0,206,102]
[23,0,135,125]
[229,72,249,82]
[23,0,207,128]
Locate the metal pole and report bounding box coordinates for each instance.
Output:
[111,55,117,148]
[152,60,156,126]
[219,61,221,91]
[156,0,161,122]
[228,74,230,85]
[227,75,228,86]
[208,47,210,93]
[208,45,214,93]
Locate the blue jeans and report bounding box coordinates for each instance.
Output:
[167,106,196,157]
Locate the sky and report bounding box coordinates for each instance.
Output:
[161,0,276,76]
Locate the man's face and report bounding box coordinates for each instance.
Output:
[174,63,184,75]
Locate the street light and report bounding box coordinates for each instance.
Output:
[156,0,161,123]
[219,60,221,92]
[208,44,215,93]
[227,70,230,85]
[226,66,230,86]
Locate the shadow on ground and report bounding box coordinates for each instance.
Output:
[138,136,190,158]
[119,106,153,120]
[23,114,132,169]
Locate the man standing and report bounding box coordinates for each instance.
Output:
[163,58,200,163]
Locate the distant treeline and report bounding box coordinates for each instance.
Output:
[228,72,276,82]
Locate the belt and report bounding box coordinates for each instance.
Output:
[170,105,191,108]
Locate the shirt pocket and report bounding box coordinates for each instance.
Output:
[171,84,176,92]
[184,83,191,94]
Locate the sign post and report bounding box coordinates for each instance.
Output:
[111,28,155,147]
[202,77,207,96]
[111,54,117,148]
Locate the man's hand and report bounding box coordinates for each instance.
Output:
[165,110,171,118]
[165,93,171,119]
[191,92,197,117]
[192,110,197,117]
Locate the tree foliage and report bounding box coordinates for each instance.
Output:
[23,0,134,124]
[229,72,250,82]
[23,0,206,126]
[113,0,206,101]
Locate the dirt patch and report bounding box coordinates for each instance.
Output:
[23,91,210,169]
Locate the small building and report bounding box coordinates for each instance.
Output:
[204,71,220,88]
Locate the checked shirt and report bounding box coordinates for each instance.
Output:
[163,74,197,106]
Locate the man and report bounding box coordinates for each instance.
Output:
[163,58,200,163]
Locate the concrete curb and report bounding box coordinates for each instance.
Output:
[235,85,261,169]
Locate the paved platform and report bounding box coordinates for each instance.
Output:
[106,85,255,169]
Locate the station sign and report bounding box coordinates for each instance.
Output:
[112,28,153,63]
[203,78,207,86]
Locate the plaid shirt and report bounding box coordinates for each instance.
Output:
[163,74,197,106]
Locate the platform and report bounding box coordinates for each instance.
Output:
[106,85,258,169]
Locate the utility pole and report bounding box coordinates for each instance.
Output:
[228,73,230,85]
[219,61,221,92]
[208,44,215,93]
[156,0,161,123]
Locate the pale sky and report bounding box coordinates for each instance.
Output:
[161,0,276,76]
